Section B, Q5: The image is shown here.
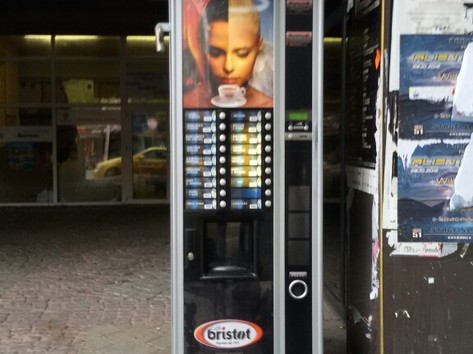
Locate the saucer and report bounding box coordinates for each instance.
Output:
[211,95,247,108]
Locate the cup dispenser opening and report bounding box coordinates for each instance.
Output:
[202,220,258,280]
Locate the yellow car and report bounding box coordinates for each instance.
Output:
[93,146,167,178]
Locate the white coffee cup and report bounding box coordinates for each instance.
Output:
[218,84,246,101]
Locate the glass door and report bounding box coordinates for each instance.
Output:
[126,36,170,202]
[55,36,122,202]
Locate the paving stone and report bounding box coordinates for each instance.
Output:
[0,205,345,353]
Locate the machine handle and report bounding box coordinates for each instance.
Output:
[155,22,170,53]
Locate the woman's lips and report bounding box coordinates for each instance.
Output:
[218,78,238,85]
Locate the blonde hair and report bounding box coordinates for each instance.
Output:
[200,0,262,51]
[229,0,261,37]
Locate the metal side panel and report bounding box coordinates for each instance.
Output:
[312,0,324,353]
[273,0,286,352]
[169,1,185,353]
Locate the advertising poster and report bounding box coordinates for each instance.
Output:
[399,35,473,140]
[389,0,473,92]
[182,0,274,109]
[398,34,473,242]
[7,143,35,172]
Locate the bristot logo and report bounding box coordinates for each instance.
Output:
[194,319,263,349]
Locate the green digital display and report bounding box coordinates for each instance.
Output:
[288,112,309,121]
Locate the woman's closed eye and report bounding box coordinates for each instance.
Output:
[208,46,226,58]
[235,49,251,58]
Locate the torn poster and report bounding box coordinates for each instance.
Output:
[399,35,473,140]
[398,35,473,242]
[397,138,473,242]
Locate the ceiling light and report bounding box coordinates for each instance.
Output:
[127,36,155,41]
[24,35,51,41]
[55,35,100,41]
[324,37,342,44]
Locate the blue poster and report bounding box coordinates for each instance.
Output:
[399,35,473,140]
[398,35,473,242]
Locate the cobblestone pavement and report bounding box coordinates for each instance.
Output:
[0,205,345,353]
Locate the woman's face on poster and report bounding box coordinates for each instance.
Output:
[206,16,263,89]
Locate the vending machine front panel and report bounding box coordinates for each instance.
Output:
[167,0,323,352]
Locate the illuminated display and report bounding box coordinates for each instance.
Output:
[230,155,261,166]
[231,177,262,188]
[185,122,215,133]
[185,178,215,188]
[231,133,261,144]
[186,145,214,155]
[231,166,262,177]
[185,200,215,210]
[183,109,272,211]
[231,123,261,133]
[231,199,262,210]
[185,134,215,144]
[231,144,261,155]
[288,111,309,121]
[230,111,263,210]
[184,110,218,210]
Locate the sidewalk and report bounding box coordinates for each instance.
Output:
[0,205,345,353]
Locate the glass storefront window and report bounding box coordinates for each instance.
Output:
[0,36,54,204]
[55,36,120,57]
[131,111,168,199]
[18,108,52,126]
[0,107,52,127]
[57,117,122,202]
[126,36,158,57]
[0,141,53,203]
[0,34,171,204]
[0,36,52,57]
[126,61,169,104]
[56,61,120,104]
[0,61,51,104]
[0,108,52,126]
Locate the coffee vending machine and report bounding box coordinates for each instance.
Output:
[159,0,323,352]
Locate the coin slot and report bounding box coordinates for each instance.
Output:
[288,279,308,299]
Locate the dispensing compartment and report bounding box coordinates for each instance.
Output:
[202,220,258,280]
